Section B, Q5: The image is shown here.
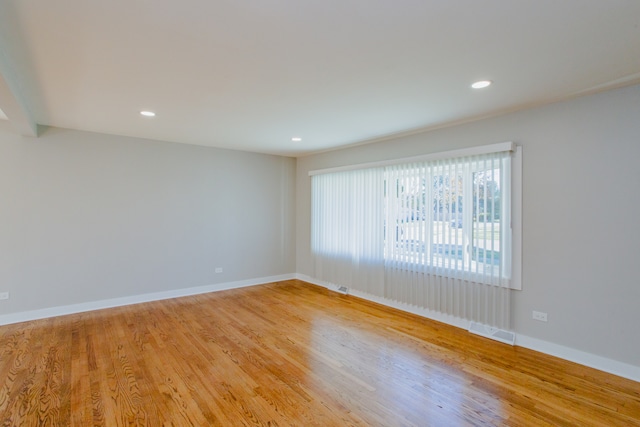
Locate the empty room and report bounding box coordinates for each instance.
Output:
[1,1,639,425]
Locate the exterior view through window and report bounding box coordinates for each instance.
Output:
[386,161,505,281]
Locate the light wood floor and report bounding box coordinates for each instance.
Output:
[0,280,638,426]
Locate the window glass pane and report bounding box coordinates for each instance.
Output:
[432,171,464,269]
[472,167,501,276]
[386,171,426,263]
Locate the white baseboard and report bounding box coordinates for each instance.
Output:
[515,334,640,383]
[0,273,296,326]
[296,274,640,383]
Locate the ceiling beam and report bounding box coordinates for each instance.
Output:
[0,45,38,137]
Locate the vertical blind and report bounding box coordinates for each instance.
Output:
[311,144,515,330]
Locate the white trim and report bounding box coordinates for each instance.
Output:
[309,141,515,176]
[0,274,296,326]
[296,274,640,383]
[516,334,640,383]
[511,145,523,290]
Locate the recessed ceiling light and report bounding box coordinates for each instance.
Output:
[291,137,302,142]
[471,80,492,89]
[140,110,156,117]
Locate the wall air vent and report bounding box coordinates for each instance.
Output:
[335,286,349,295]
[469,321,515,345]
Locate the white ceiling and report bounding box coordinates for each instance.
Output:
[0,1,639,157]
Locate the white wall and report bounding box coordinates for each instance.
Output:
[0,125,296,315]
[296,84,640,369]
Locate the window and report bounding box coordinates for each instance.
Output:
[385,152,511,286]
[311,142,520,290]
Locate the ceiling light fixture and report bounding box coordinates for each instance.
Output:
[140,110,156,117]
[471,80,492,89]
[291,137,302,142]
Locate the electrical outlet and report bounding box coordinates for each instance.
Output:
[532,310,548,322]
[0,292,9,300]
[215,267,223,273]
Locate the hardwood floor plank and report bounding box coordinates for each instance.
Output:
[0,279,638,426]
